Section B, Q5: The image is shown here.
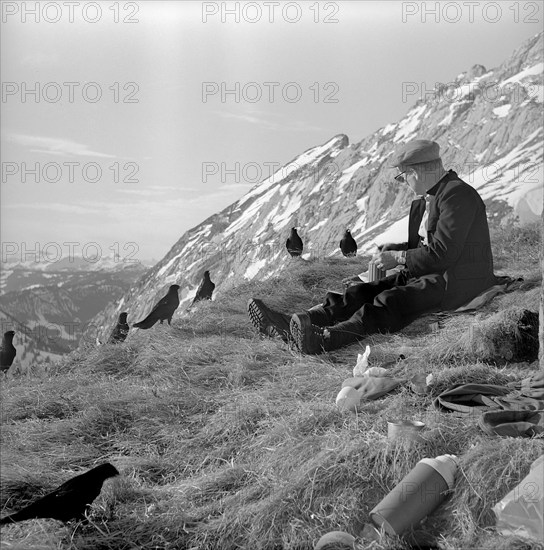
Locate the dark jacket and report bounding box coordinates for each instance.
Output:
[390,170,497,310]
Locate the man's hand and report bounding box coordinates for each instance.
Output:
[372,251,405,270]
[342,274,363,287]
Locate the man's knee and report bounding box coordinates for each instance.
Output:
[323,291,344,308]
[373,277,445,312]
[372,288,400,310]
[344,282,377,305]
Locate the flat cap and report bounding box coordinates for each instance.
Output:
[389,139,440,168]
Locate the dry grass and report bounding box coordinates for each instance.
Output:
[1,223,542,550]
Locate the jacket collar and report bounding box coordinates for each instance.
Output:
[426,169,457,196]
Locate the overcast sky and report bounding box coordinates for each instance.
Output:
[1,1,541,263]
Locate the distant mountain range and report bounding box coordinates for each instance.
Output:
[1,253,156,289]
[0,258,152,370]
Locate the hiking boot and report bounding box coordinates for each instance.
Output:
[290,313,329,354]
[247,298,291,342]
[327,321,366,350]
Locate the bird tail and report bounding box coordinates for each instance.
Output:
[133,318,157,329]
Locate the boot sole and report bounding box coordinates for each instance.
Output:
[290,313,322,355]
[247,299,286,341]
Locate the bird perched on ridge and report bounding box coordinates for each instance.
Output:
[340,229,357,257]
[133,284,180,329]
[0,463,119,524]
[107,312,130,343]
[0,330,16,373]
[286,227,303,257]
[191,270,215,305]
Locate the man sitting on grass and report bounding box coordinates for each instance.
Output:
[247,138,497,354]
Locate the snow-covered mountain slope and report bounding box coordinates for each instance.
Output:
[91,31,543,343]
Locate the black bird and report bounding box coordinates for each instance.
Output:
[286,227,303,257]
[0,331,16,373]
[191,271,215,305]
[0,463,119,524]
[340,229,357,257]
[107,312,130,344]
[133,284,180,329]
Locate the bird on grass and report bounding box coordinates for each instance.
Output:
[107,312,130,344]
[191,271,215,305]
[133,284,180,329]
[0,463,119,524]
[340,229,357,257]
[286,227,303,257]
[0,331,16,373]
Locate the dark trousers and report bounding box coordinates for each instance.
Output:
[308,270,446,348]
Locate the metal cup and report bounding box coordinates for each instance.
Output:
[368,260,387,282]
[387,419,425,443]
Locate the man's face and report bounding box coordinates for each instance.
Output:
[407,168,428,196]
[396,167,427,196]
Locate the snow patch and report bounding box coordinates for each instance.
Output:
[358,215,410,254]
[156,254,181,278]
[492,104,511,118]
[349,197,369,234]
[462,128,543,212]
[272,196,303,231]
[310,219,329,232]
[455,71,494,98]
[503,62,544,86]
[393,104,427,142]
[245,259,267,280]
[337,158,369,189]
[514,184,543,223]
[356,196,368,211]
[381,123,397,135]
[223,186,279,239]
[474,150,487,162]
[438,105,455,127]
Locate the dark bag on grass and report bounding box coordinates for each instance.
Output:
[434,372,544,415]
[433,383,510,415]
[478,409,544,437]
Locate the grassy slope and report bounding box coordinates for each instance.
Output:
[1,222,542,550]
